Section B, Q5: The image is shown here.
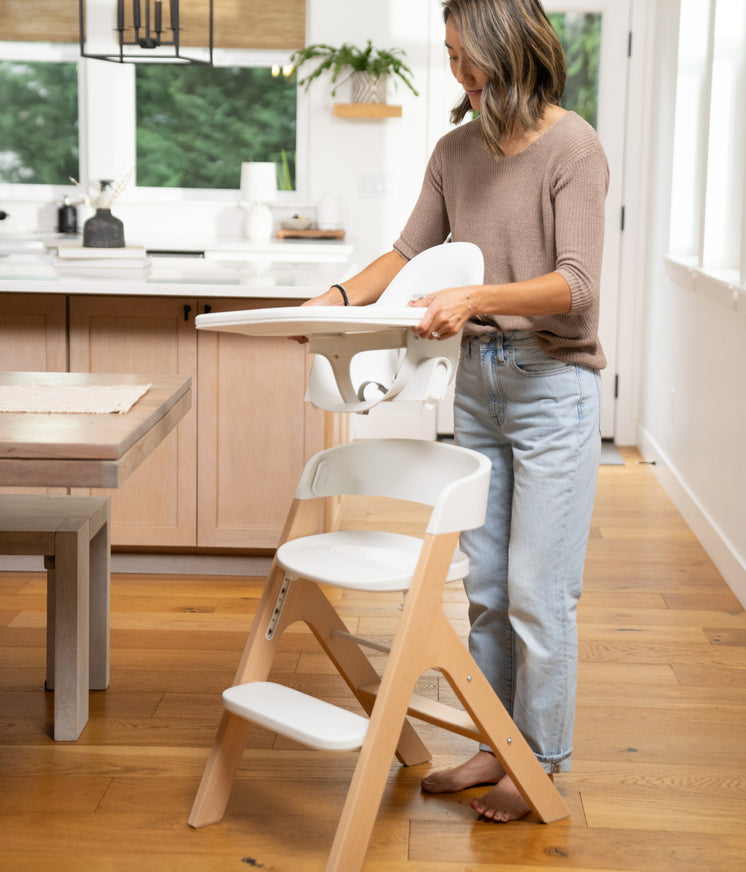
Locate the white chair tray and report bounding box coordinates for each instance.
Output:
[195,305,424,337]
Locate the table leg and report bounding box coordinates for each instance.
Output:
[51,521,90,741]
[89,501,111,690]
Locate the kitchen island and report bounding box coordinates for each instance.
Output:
[0,239,358,553]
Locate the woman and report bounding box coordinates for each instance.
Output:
[304,0,608,822]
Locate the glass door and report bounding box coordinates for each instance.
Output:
[544,0,630,438]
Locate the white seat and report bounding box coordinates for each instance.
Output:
[189,438,570,871]
[277,437,482,590]
[279,530,469,589]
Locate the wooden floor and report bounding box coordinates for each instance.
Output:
[2,446,746,871]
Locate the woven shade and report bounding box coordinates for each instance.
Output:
[2,0,306,50]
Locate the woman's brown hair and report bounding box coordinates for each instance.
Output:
[442,0,566,156]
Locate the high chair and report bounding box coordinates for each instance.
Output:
[189,242,570,871]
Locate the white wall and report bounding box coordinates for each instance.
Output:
[633,0,746,605]
[304,0,454,262]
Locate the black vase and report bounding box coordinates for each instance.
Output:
[83,208,125,248]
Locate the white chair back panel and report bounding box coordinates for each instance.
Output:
[296,439,491,535]
[376,241,483,307]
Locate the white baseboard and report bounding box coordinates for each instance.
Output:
[0,553,273,576]
[638,427,746,608]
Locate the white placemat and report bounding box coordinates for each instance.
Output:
[0,383,151,415]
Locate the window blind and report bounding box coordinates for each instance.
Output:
[1,0,306,50]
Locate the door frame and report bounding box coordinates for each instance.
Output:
[543,0,632,439]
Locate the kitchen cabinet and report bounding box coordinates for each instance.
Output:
[69,295,198,547]
[196,298,324,548]
[0,292,66,372]
[67,294,323,549]
[0,293,67,495]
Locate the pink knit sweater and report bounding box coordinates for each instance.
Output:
[393,111,609,369]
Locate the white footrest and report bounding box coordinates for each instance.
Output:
[222,681,369,752]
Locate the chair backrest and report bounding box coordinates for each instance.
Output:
[295,438,491,535]
[305,241,484,414]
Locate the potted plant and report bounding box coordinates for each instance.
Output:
[289,40,419,104]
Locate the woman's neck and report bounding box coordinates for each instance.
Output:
[499,104,567,156]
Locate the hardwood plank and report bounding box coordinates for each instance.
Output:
[409,819,746,870]
[0,774,110,812]
[705,627,746,645]
[581,790,746,835]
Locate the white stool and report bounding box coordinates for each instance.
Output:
[0,494,110,740]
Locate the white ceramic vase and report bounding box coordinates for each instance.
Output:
[351,72,387,104]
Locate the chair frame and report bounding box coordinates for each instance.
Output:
[188,443,570,872]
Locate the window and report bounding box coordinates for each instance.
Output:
[0,58,78,184]
[0,43,300,195]
[135,64,297,190]
[669,0,746,287]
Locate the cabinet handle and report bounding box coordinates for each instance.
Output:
[184,304,192,321]
[204,304,212,314]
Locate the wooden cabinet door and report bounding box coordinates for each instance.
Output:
[69,296,198,547]
[0,293,68,495]
[0,293,67,371]
[196,298,324,549]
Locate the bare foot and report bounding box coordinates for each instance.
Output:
[470,774,531,822]
[421,750,506,794]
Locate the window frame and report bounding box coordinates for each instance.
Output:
[0,41,307,207]
[667,0,746,294]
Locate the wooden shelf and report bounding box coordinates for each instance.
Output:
[276,229,345,240]
[333,103,402,119]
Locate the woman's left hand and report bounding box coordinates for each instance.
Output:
[409,287,472,340]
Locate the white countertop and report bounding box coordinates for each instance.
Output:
[0,236,359,300]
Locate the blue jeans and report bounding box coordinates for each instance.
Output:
[454,332,601,773]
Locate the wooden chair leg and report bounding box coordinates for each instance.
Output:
[188,561,290,828]
[325,531,569,870]
[321,536,459,871]
[434,618,570,823]
[285,579,430,767]
[188,711,253,828]
[190,498,325,829]
[324,619,431,872]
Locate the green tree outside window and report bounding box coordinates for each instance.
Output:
[549,12,602,130]
[135,65,297,189]
[0,60,78,184]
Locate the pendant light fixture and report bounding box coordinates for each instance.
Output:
[79,0,214,65]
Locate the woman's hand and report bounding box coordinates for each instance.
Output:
[288,289,341,343]
[410,287,473,340]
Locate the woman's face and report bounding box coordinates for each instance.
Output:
[445,17,489,111]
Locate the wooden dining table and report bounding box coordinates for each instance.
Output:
[0,370,192,489]
[0,370,192,739]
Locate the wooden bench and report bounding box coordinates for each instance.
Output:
[0,494,110,740]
